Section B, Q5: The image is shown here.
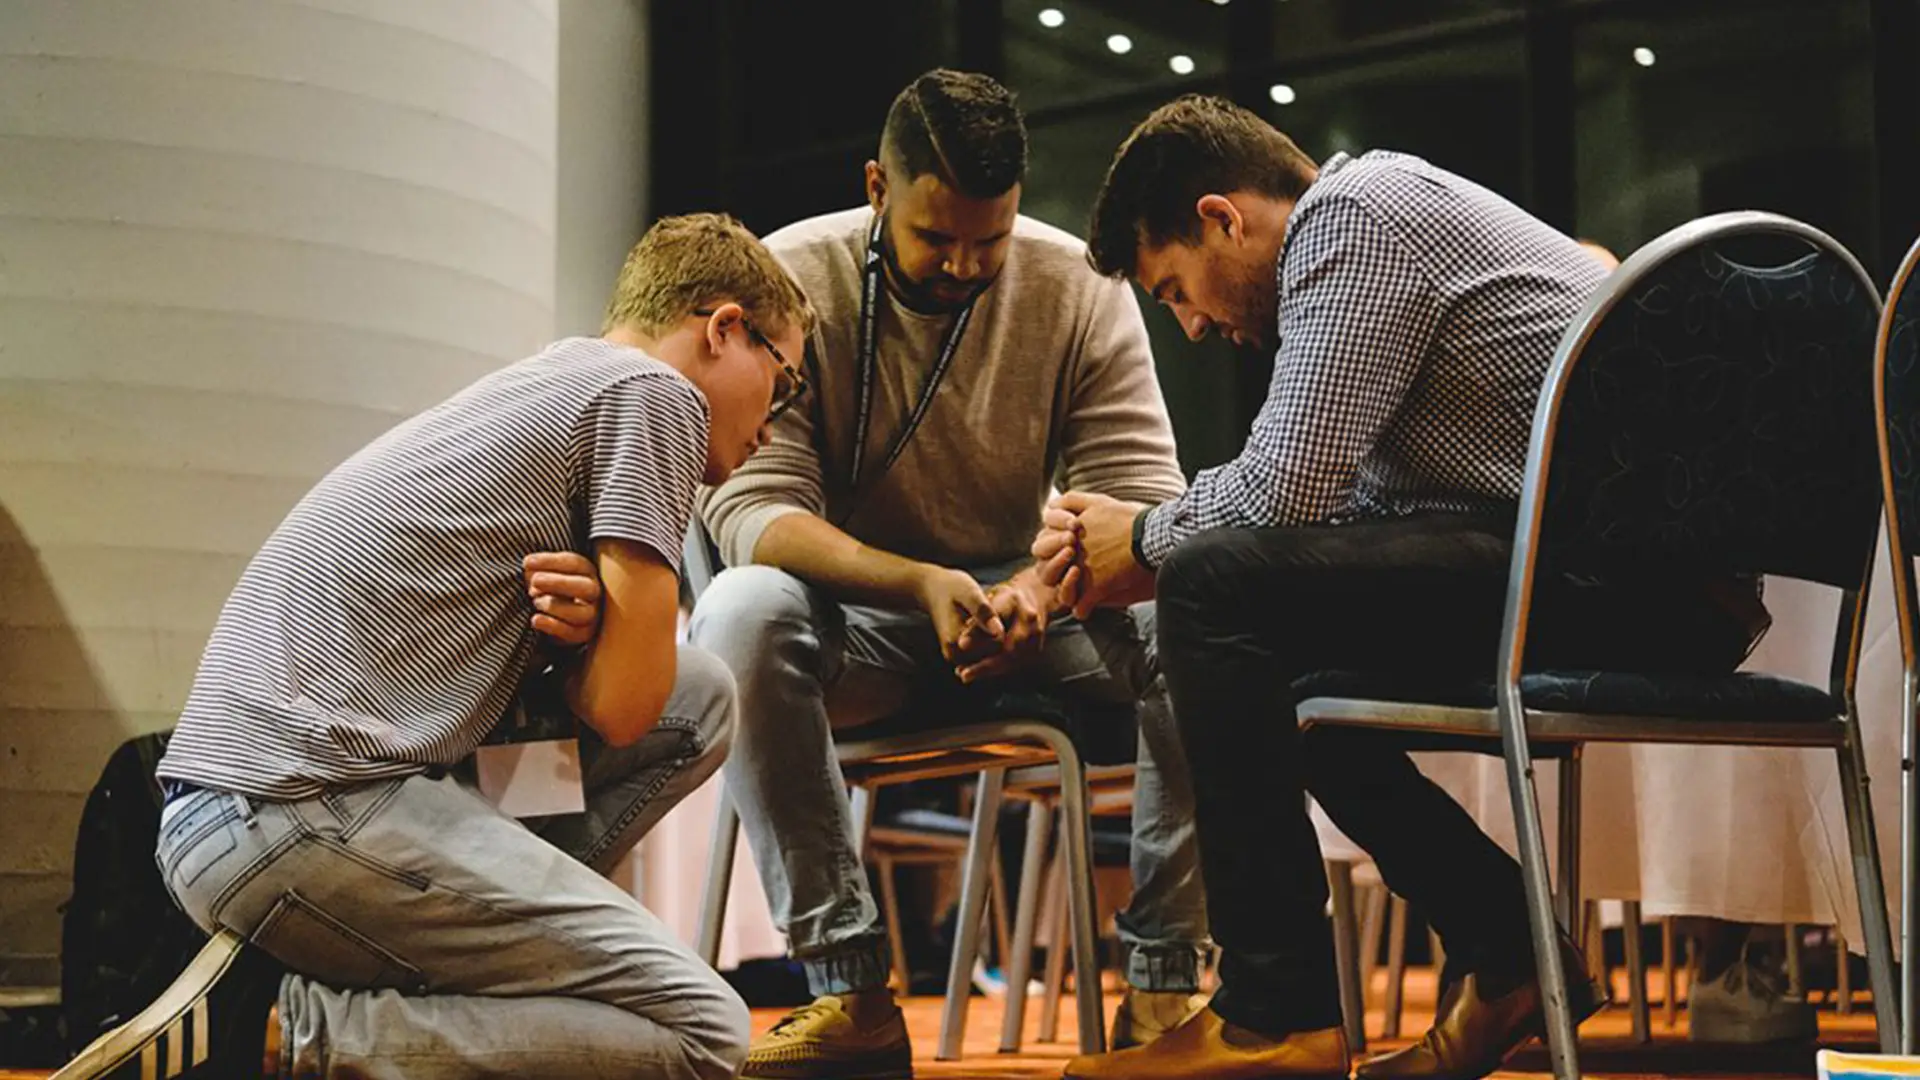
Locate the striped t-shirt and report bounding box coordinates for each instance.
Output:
[157,337,709,801]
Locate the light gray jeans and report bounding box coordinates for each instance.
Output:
[154,646,747,1080]
[688,564,1208,996]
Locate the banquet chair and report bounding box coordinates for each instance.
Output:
[1291,211,1898,1078]
[1873,230,1920,1051]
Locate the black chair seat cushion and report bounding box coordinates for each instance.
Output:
[834,685,1139,767]
[1292,669,1838,725]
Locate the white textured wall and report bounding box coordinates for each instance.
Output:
[556,0,650,338]
[0,0,559,986]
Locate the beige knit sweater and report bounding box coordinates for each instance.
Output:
[702,207,1186,570]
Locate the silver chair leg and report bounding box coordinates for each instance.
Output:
[1556,750,1584,945]
[1784,923,1804,999]
[991,851,1013,979]
[1661,916,1678,1029]
[938,768,1007,1061]
[1360,882,1389,1014]
[875,852,909,995]
[1001,799,1053,1053]
[1499,701,1581,1080]
[1623,900,1650,1043]
[1383,895,1408,1040]
[697,784,740,967]
[850,784,875,852]
[1903,671,1918,1051]
[1837,733,1900,1052]
[850,784,888,982]
[1838,930,1854,1015]
[1056,750,1107,1055]
[1328,861,1367,1052]
[1039,832,1071,1044]
[1583,900,1605,991]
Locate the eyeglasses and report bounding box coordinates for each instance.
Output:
[693,308,810,423]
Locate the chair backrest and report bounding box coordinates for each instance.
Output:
[1502,213,1883,689]
[1874,235,1920,680]
[1521,212,1883,590]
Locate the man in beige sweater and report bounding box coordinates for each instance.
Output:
[690,70,1203,1079]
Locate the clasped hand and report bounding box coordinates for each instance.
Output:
[917,567,1051,685]
[1029,491,1155,620]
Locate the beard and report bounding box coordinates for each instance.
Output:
[1221,251,1282,349]
[879,214,994,314]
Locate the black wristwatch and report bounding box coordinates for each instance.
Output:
[1130,504,1157,570]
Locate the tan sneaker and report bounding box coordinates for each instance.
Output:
[741,993,913,1080]
[1067,1007,1350,1080]
[1110,988,1211,1049]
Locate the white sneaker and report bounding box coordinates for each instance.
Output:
[1689,955,1817,1044]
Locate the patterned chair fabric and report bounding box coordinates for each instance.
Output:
[1880,247,1920,545]
[1540,242,1882,590]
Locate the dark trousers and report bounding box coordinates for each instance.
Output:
[1154,514,1756,1037]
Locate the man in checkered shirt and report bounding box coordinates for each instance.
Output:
[1037,97,1769,1080]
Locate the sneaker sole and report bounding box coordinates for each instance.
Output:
[1688,1000,1819,1045]
[53,929,245,1080]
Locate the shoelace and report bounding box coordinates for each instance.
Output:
[1734,958,1789,1004]
[767,1002,839,1038]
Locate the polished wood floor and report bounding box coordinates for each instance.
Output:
[806,967,1875,1080]
[2,967,1879,1079]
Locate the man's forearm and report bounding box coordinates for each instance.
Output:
[751,512,936,609]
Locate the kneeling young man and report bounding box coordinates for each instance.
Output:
[1038,97,1768,1080]
[57,214,814,1080]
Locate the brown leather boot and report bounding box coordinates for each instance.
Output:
[1064,1006,1350,1080]
[1354,934,1606,1080]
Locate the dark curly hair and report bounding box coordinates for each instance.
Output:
[880,69,1028,199]
[1087,95,1317,278]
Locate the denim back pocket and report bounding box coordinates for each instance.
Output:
[253,889,425,992]
[156,791,241,897]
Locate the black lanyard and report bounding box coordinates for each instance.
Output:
[849,213,976,493]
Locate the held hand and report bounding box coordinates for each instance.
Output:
[1030,505,1085,611]
[1044,492,1156,620]
[523,551,603,647]
[956,575,1050,684]
[916,566,1005,663]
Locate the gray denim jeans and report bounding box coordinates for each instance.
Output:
[688,564,1208,996]
[154,646,747,1080]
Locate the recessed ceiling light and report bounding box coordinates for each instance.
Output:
[1169,54,1196,75]
[1038,7,1064,28]
[1632,46,1656,67]
[1107,33,1133,54]
[1269,83,1296,105]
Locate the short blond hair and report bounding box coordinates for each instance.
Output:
[602,213,816,339]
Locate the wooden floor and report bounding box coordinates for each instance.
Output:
[1,968,1879,1079]
[829,968,1875,1080]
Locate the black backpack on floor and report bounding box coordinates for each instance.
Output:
[59,731,210,1052]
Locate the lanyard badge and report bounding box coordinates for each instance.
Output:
[848,213,978,496]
